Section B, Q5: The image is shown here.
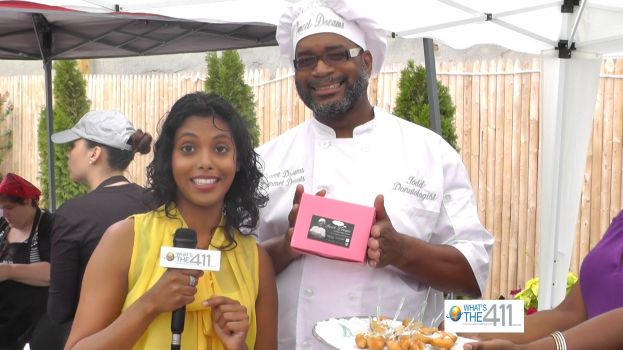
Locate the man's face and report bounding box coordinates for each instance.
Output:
[294,33,372,121]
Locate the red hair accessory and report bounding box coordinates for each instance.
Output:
[0,173,41,200]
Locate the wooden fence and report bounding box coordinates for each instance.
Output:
[1,58,622,300]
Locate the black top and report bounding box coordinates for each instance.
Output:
[0,208,53,347]
[48,177,153,323]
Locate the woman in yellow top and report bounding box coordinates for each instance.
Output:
[65,92,277,350]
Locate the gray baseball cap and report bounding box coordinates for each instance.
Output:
[51,110,136,151]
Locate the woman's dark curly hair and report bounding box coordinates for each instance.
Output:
[146,92,267,250]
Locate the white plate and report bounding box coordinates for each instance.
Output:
[313,317,475,350]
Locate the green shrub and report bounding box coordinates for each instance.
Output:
[513,272,578,314]
[37,60,90,209]
[393,60,459,151]
[205,50,260,147]
[0,92,13,175]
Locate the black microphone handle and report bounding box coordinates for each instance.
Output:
[171,305,186,350]
[170,228,197,350]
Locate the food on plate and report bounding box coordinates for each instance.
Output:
[354,316,457,350]
[355,333,368,348]
[366,335,386,350]
[429,332,457,349]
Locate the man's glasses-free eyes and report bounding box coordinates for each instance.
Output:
[293,48,364,71]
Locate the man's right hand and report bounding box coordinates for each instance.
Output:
[281,184,305,261]
[283,184,329,261]
[263,184,326,274]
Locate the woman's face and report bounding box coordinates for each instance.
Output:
[172,115,238,212]
[66,139,91,183]
[0,197,34,229]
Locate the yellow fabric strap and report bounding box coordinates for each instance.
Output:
[122,207,259,350]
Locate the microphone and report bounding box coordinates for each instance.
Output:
[171,228,197,350]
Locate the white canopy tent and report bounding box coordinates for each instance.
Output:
[7,0,623,309]
[359,0,623,310]
[361,0,621,311]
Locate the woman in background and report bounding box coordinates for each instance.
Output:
[39,110,153,348]
[0,173,53,350]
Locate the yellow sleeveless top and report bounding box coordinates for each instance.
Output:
[122,207,259,350]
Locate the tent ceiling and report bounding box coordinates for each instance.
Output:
[358,0,623,55]
[94,0,623,57]
[5,1,621,58]
[0,1,277,60]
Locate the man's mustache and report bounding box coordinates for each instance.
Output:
[308,76,345,88]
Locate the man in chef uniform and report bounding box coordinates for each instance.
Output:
[256,0,494,348]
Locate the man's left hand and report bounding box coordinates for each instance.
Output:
[367,194,406,268]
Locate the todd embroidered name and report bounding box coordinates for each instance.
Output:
[393,177,437,200]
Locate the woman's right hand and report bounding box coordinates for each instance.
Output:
[142,268,204,315]
[463,339,521,350]
[459,332,485,341]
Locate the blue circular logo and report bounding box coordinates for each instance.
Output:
[447,305,462,322]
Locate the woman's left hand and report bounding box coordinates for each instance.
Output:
[204,296,249,350]
[463,339,519,350]
[0,264,10,281]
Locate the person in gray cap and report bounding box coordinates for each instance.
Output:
[32,110,153,349]
[255,0,494,348]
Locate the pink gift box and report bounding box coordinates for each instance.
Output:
[291,193,375,262]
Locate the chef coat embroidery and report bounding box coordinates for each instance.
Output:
[265,168,305,188]
[393,176,438,201]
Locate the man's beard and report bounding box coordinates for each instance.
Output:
[296,67,369,121]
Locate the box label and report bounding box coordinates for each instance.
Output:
[306,214,355,248]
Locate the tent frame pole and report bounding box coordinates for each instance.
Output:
[423,38,441,135]
[43,60,55,211]
[33,13,56,211]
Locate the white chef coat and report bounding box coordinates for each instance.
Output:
[256,108,493,350]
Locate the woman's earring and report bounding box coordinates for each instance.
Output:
[88,160,93,165]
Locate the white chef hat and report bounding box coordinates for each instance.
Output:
[277,0,387,75]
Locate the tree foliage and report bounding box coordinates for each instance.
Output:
[393,60,459,151]
[37,60,90,209]
[0,92,13,176]
[205,50,260,146]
